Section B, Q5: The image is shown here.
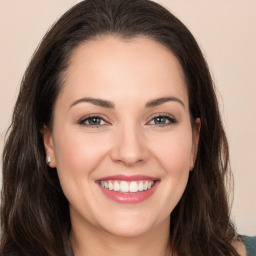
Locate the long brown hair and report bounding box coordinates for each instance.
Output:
[1,0,239,255]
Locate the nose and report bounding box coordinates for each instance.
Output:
[110,123,149,166]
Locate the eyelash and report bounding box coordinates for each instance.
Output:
[78,114,177,128]
[147,114,177,126]
[78,115,108,127]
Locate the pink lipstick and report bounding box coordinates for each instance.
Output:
[96,175,159,204]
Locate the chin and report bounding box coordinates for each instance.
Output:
[97,210,170,238]
[101,222,155,238]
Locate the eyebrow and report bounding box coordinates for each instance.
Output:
[69,96,184,109]
[145,97,185,108]
[69,97,115,109]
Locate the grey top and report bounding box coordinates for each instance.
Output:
[242,235,256,256]
[68,235,256,256]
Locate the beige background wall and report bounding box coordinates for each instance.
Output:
[0,0,255,235]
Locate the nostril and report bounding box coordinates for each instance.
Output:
[110,133,149,165]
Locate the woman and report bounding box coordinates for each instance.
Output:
[0,0,255,255]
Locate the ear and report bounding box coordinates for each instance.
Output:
[41,125,56,168]
[190,118,201,170]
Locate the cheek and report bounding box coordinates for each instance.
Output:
[51,128,111,210]
[150,128,193,173]
[52,127,110,178]
[150,132,192,212]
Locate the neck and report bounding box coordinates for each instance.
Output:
[69,216,172,256]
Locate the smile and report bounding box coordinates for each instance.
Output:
[97,175,159,204]
[100,180,155,193]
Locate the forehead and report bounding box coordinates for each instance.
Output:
[59,35,188,108]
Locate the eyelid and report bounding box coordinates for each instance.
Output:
[78,114,110,126]
[146,113,177,125]
[77,113,177,127]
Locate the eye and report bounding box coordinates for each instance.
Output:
[148,115,177,126]
[79,116,107,127]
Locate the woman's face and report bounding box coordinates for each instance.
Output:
[43,36,200,238]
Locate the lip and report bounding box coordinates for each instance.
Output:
[96,175,160,204]
[98,174,157,181]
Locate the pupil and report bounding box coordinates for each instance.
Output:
[89,117,100,125]
[155,117,165,124]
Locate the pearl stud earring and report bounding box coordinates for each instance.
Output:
[46,156,52,164]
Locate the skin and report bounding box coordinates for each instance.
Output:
[234,242,246,256]
[43,35,203,256]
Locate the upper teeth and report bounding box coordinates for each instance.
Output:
[100,180,155,193]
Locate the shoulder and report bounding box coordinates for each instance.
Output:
[233,235,256,256]
[233,239,247,256]
[241,235,256,256]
